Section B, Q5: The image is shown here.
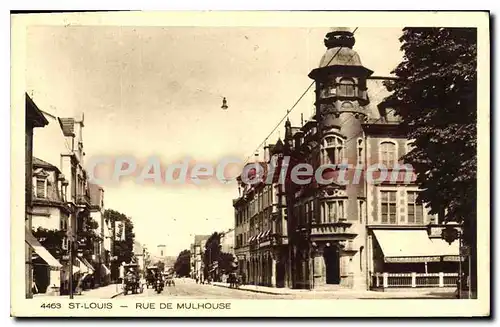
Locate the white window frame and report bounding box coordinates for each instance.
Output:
[405,188,431,225]
[323,199,346,222]
[379,140,398,167]
[378,187,398,224]
[407,190,424,224]
[322,135,345,165]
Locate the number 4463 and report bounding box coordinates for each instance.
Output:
[40,303,61,309]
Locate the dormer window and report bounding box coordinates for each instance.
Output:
[33,169,49,198]
[338,78,355,97]
[36,178,47,198]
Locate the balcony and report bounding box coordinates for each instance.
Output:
[310,219,357,241]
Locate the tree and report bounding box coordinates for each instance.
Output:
[174,249,191,277]
[32,227,66,258]
[219,252,237,274]
[383,27,477,294]
[203,232,222,279]
[202,232,237,279]
[157,261,165,273]
[104,209,136,280]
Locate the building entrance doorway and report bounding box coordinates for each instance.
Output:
[276,261,285,288]
[323,244,341,284]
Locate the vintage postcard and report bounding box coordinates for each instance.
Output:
[11,11,490,317]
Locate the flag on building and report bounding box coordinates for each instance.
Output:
[114,221,124,241]
[121,222,126,241]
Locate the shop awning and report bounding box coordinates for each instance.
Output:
[101,264,111,275]
[77,257,95,273]
[25,228,62,269]
[373,229,459,263]
[81,257,95,273]
[248,236,255,243]
[262,229,271,238]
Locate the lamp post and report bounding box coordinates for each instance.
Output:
[440,223,469,299]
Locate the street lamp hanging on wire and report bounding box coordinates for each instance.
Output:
[221,97,228,110]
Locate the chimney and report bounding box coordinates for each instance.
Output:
[263,145,270,162]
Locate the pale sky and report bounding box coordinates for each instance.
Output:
[26,26,403,256]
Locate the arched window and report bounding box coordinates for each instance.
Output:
[360,246,364,272]
[357,138,364,165]
[322,136,345,165]
[405,140,416,155]
[379,141,397,167]
[338,78,355,97]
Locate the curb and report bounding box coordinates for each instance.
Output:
[111,292,124,299]
[211,283,292,296]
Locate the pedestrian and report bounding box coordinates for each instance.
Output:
[195,277,199,284]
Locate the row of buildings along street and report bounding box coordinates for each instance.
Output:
[25,94,161,298]
[23,26,478,300]
[229,28,469,295]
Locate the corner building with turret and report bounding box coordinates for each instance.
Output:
[233,28,460,291]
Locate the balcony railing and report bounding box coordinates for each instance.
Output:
[311,219,355,238]
[371,272,458,288]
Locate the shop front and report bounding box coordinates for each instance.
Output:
[369,229,460,290]
[25,228,62,295]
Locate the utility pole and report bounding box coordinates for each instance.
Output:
[69,208,80,299]
[69,238,73,299]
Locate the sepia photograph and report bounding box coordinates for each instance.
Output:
[11,11,490,317]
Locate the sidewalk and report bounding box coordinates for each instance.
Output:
[212,282,456,298]
[33,283,123,299]
[212,282,304,295]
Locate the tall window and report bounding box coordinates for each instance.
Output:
[36,178,46,198]
[71,167,77,200]
[380,191,397,224]
[380,141,397,167]
[305,201,314,223]
[323,136,344,165]
[407,191,424,224]
[325,200,345,222]
[338,78,355,97]
[60,215,68,230]
[357,138,364,165]
[358,200,366,223]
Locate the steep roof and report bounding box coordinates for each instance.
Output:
[26,93,49,128]
[33,157,58,170]
[58,117,75,137]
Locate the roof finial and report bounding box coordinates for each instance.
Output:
[324,27,355,49]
